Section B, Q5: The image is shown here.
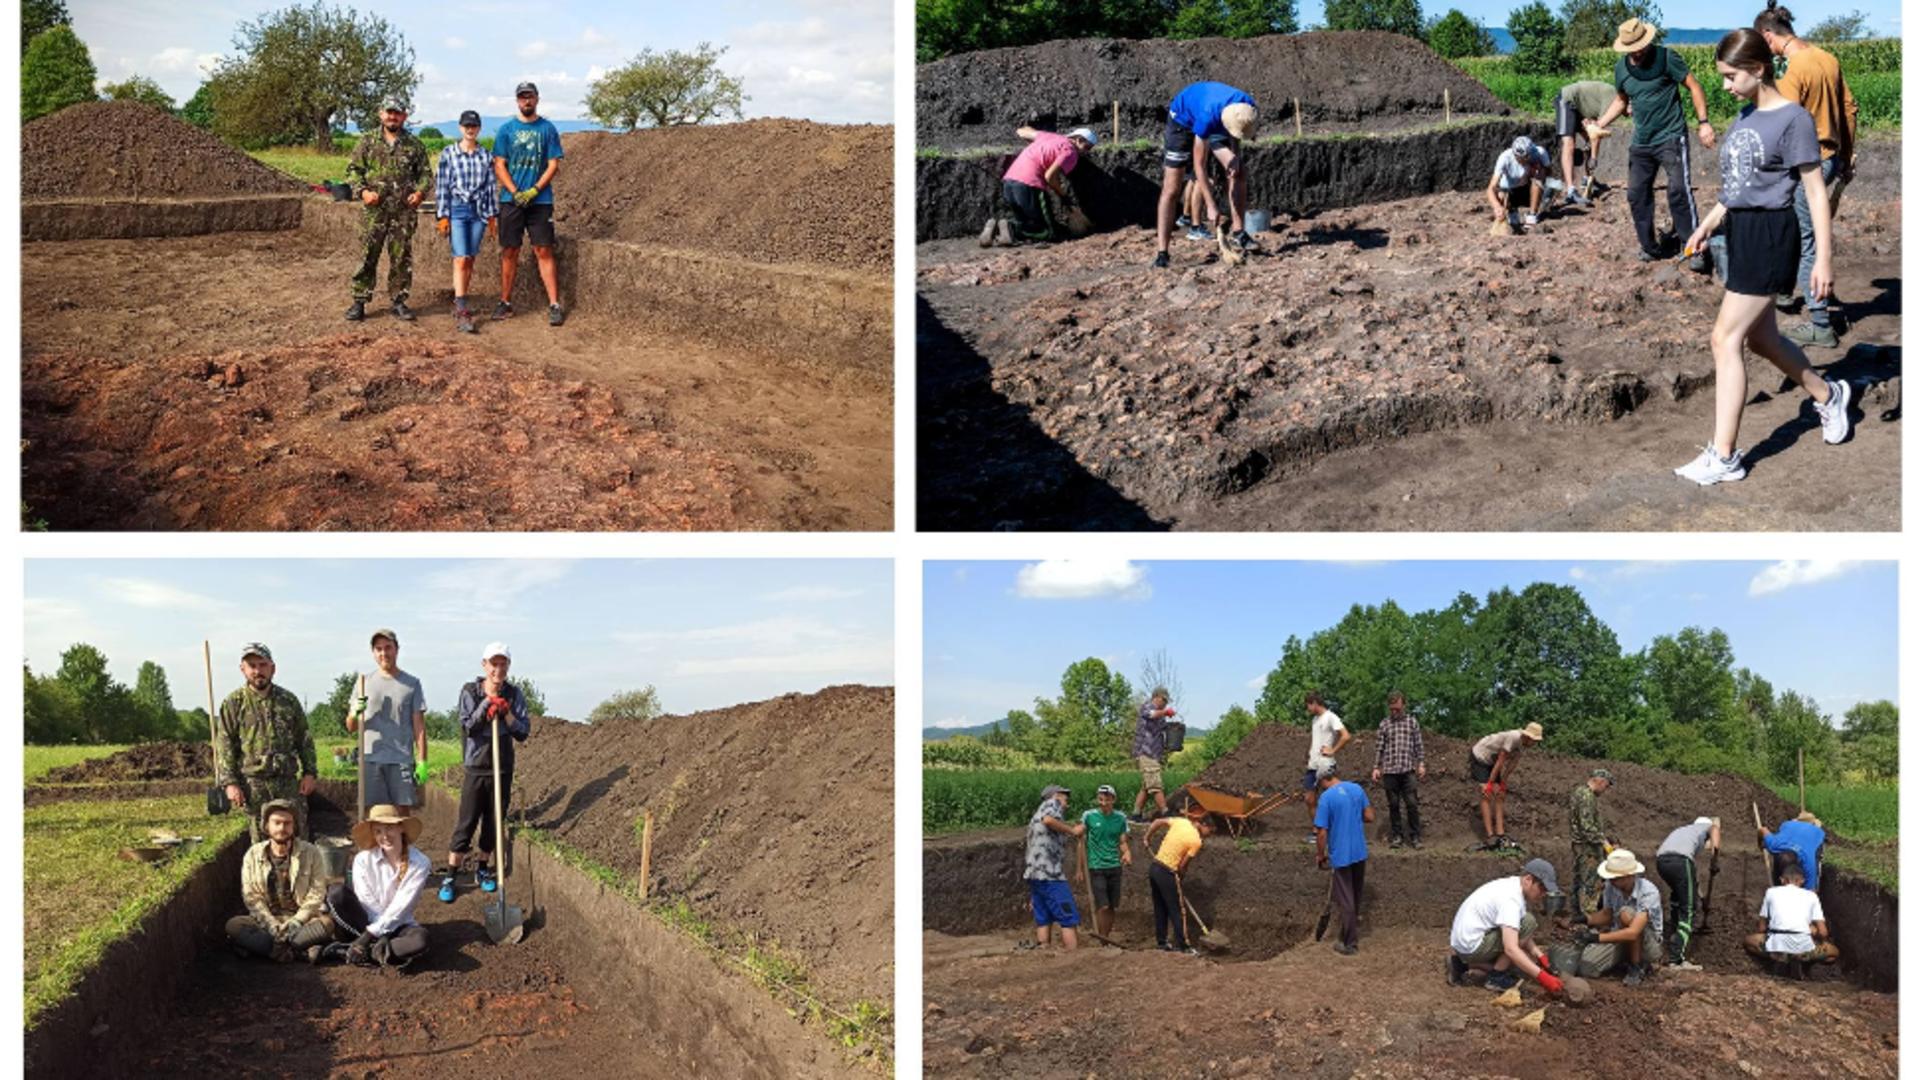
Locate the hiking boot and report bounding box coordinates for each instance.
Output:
[1485,969,1519,991]
[345,300,366,322]
[492,301,514,321]
[1334,942,1358,956]
[978,218,999,248]
[391,300,416,322]
[1786,321,1840,348]
[477,866,498,893]
[1151,251,1170,269]
[1623,963,1649,987]
[1447,953,1469,986]
[1816,377,1854,444]
[1185,225,1211,242]
[548,303,566,327]
[437,871,457,903]
[1674,445,1747,486]
[996,219,1015,246]
[455,308,476,334]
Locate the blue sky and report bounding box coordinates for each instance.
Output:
[25,560,892,719]
[1296,0,1899,32]
[924,560,1896,732]
[69,0,891,124]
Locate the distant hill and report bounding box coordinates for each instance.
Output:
[924,721,1215,742]
[1486,27,1732,52]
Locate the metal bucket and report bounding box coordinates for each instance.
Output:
[317,836,355,879]
[1244,209,1272,234]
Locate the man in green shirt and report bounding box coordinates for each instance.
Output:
[216,643,320,843]
[343,97,433,322]
[1592,18,1717,269]
[1554,80,1616,205]
[1077,784,1133,939]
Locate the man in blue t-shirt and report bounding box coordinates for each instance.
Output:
[1153,81,1259,269]
[1313,765,1374,955]
[1760,812,1827,890]
[491,81,567,326]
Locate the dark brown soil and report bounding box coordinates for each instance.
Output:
[558,120,892,275]
[510,686,894,1006]
[917,31,1510,150]
[23,101,305,198]
[23,780,206,807]
[37,741,212,783]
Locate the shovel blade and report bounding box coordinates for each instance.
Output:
[486,902,526,944]
[1198,929,1230,952]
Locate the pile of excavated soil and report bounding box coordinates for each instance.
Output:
[917,31,1509,149]
[37,741,211,783]
[21,332,750,531]
[508,685,894,1005]
[23,101,305,198]
[558,120,892,275]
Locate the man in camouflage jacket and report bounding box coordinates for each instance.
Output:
[217,642,319,842]
[1568,768,1615,916]
[344,97,432,322]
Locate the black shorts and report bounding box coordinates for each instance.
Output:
[1469,753,1494,783]
[498,201,555,248]
[1722,206,1799,297]
[1089,866,1123,910]
[1162,115,1235,171]
[1496,184,1528,209]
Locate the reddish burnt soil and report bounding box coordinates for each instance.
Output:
[510,686,894,1006]
[917,136,1901,531]
[22,332,748,531]
[917,31,1509,150]
[36,740,212,783]
[23,101,304,198]
[559,120,892,276]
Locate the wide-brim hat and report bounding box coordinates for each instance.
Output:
[1522,722,1544,741]
[1221,103,1258,140]
[1795,811,1823,827]
[351,804,423,849]
[1613,17,1658,52]
[1597,847,1645,878]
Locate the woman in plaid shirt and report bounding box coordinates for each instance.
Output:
[1369,690,1426,849]
[435,109,498,334]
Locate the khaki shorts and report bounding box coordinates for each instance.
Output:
[1136,754,1164,794]
[1461,913,1538,965]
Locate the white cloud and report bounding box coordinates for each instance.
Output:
[517,40,551,59]
[926,715,978,730]
[615,615,890,679]
[761,585,865,603]
[1013,559,1150,600]
[423,560,574,614]
[445,36,468,49]
[580,27,607,46]
[1246,673,1267,689]
[95,576,221,610]
[724,5,891,123]
[1748,560,1863,597]
[1568,566,1589,581]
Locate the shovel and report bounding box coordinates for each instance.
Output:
[1174,872,1229,952]
[1313,873,1336,941]
[484,715,525,945]
[1215,222,1245,266]
[1697,847,1721,933]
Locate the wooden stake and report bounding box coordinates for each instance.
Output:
[1112,100,1119,146]
[639,810,654,900]
[1444,88,1451,125]
[1798,748,1806,813]
[1294,97,1302,138]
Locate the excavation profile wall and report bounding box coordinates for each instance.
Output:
[916,120,1553,241]
[23,195,306,241]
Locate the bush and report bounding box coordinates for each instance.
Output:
[1323,0,1423,37]
[101,74,174,111]
[1509,2,1573,75]
[1168,0,1300,38]
[589,687,663,724]
[922,736,1037,770]
[924,767,1196,834]
[1560,0,1661,52]
[21,24,95,122]
[1807,10,1869,43]
[1428,8,1495,57]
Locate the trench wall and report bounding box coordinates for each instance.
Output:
[916,119,1554,242]
[21,194,306,241]
[1821,868,1899,992]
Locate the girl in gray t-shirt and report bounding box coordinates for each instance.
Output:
[1670,28,1851,489]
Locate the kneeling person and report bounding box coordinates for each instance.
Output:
[1447,858,1565,996]
[1743,861,1839,976]
[1569,847,1663,987]
[997,126,1097,244]
[317,804,431,967]
[1489,137,1553,233]
[225,799,333,962]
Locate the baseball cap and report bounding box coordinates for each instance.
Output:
[481,641,512,661]
[380,96,408,113]
[370,628,399,647]
[1590,768,1614,783]
[458,109,482,127]
[1694,816,1716,827]
[1522,858,1560,894]
[240,642,273,661]
[1067,126,1099,147]
[1041,784,1070,799]
[1096,784,1117,796]
[515,81,539,96]
[1512,135,1535,155]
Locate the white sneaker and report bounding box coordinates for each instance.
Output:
[1523,213,1539,228]
[1815,378,1854,444]
[1674,446,1747,485]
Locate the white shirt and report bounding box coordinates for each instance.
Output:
[1758,884,1825,955]
[1494,146,1550,190]
[351,845,431,936]
[1308,710,1347,772]
[1451,875,1528,955]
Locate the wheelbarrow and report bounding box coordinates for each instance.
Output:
[1181,784,1299,838]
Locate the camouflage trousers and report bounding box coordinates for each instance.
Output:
[1570,841,1606,914]
[240,774,309,844]
[351,208,417,303]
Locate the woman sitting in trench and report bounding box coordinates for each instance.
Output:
[311,804,432,967]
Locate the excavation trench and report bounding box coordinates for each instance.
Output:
[28,781,863,1078]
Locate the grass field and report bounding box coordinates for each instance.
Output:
[23,744,131,782]
[925,767,1196,835]
[1767,781,1898,892]
[316,738,463,784]
[248,146,351,186]
[23,794,248,1028]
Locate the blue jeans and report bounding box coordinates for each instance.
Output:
[448,203,487,259]
[1793,156,1840,323]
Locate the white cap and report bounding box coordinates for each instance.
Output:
[1066,126,1098,147]
[1695,816,1715,827]
[481,641,512,661]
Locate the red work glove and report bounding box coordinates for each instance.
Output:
[1482,781,1495,796]
[487,694,508,718]
[1163,708,1176,717]
[1537,971,1564,995]
[1537,951,1553,973]
[1498,780,1507,794]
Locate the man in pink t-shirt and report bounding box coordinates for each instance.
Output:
[993,126,1097,244]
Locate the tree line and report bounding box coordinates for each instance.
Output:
[935,583,1896,788]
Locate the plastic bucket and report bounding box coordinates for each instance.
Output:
[1244,209,1272,234]
[317,836,355,879]
[329,182,352,201]
[1164,721,1187,752]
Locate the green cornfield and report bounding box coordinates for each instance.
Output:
[1768,782,1898,840]
[925,767,1195,835]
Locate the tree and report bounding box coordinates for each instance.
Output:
[583,43,745,130]
[1559,0,1660,51]
[1838,700,1897,783]
[1169,0,1300,38]
[52,643,142,743]
[589,687,663,724]
[21,24,96,123]
[1507,1,1573,75]
[422,708,458,742]
[1137,648,1184,710]
[1638,627,1754,776]
[180,82,216,128]
[22,0,70,57]
[1806,10,1869,42]
[207,2,417,151]
[101,74,175,111]
[1323,0,1424,36]
[174,707,212,744]
[1427,8,1495,57]
[25,666,85,744]
[131,661,177,739]
[510,677,547,717]
[417,125,443,139]
[1764,691,1838,785]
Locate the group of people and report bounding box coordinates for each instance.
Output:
[218,631,532,969]
[344,82,567,332]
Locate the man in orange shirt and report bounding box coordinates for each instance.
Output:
[1755,3,1859,347]
[1143,806,1217,953]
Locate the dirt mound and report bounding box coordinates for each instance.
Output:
[37,741,212,783]
[509,686,894,1005]
[22,332,753,531]
[917,31,1509,149]
[558,120,892,275]
[23,101,305,198]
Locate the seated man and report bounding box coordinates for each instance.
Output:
[314,804,432,967]
[225,798,332,962]
[1447,857,1566,997]
[1487,136,1554,234]
[1569,848,1663,987]
[1743,862,1840,978]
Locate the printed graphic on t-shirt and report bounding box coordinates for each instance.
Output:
[1720,126,1767,203]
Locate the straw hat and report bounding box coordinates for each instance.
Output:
[1613,18,1658,53]
[1221,103,1258,140]
[1522,722,1544,741]
[1596,847,1645,878]
[1795,811,1823,827]
[351,804,423,849]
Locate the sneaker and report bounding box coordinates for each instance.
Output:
[1151,251,1170,270]
[1785,321,1840,348]
[345,301,366,322]
[1522,213,1539,228]
[995,219,1015,247]
[1623,963,1647,988]
[1174,214,1194,230]
[1333,942,1358,956]
[437,872,456,903]
[1232,229,1260,252]
[492,301,514,321]
[391,300,415,321]
[1674,445,1747,486]
[477,866,498,893]
[1637,249,1658,263]
[1390,836,1404,849]
[1670,959,1703,972]
[1775,292,1798,311]
[978,218,999,248]
[1181,947,1202,956]
[455,309,476,334]
[1447,953,1469,986]
[1815,378,1854,444]
[1185,226,1211,242]
[548,303,566,327]
[1565,192,1591,208]
[1687,251,1710,273]
[1410,837,1423,850]
[1485,970,1519,991]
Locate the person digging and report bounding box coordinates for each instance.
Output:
[1568,847,1663,988]
[1152,81,1259,268]
[1314,764,1373,956]
[224,799,333,963]
[1446,857,1566,997]
[1143,805,1216,954]
[1761,811,1827,890]
[1131,689,1176,823]
[1077,784,1132,940]
[315,804,432,968]
[1486,136,1554,234]
[1469,722,1541,851]
[1022,784,1084,950]
[344,97,432,323]
[1567,768,1616,917]
[1743,859,1840,978]
[1553,79,1617,205]
[983,126,1097,246]
[439,642,531,903]
[1655,815,1721,970]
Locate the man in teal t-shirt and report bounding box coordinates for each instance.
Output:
[491,81,567,325]
[1078,784,1133,939]
[1592,18,1716,268]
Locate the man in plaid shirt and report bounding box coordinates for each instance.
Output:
[1369,690,1426,849]
[434,109,498,333]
